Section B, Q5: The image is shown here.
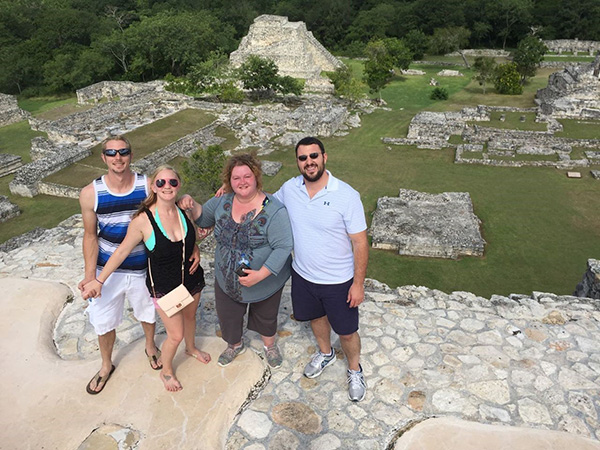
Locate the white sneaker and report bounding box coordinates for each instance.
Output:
[347,365,366,402]
[303,349,336,378]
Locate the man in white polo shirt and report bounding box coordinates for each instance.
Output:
[273,136,369,402]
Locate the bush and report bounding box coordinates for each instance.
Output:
[216,80,245,103]
[494,63,523,95]
[181,144,227,201]
[430,87,449,100]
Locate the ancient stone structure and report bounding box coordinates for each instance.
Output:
[9,143,90,197]
[437,69,464,77]
[446,49,510,58]
[543,39,600,55]
[76,80,165,104]
[384,105,600,169]
[536,54,600,119]
[370,189,486,259]
[0,153,22,177]
[260,160,282,176]
[0,195,20,223]
[575,259,600,299]
[230,15,344,93]
[0,93,30,127]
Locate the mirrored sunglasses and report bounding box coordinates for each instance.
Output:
[103,148,131,157]
[297,152,320,162]
[155,178,179,188]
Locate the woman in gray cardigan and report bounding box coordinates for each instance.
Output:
[182,153,293,368]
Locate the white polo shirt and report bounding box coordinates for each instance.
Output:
[274,171,367,284]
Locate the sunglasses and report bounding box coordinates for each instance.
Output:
[155,178,179,188]
[297,152,321,162]
[103,148,131,157]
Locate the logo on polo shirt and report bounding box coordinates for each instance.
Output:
[324,201,330,206]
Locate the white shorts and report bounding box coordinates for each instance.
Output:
[87,271,155,336]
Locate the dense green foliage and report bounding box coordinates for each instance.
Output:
[2,0,599,96]
[238,55,303,98]
[181,144,227,202]
[430,86,449,100]
[494,62,523,94]
[513,36,548,83]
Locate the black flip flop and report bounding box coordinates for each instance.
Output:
[86,364,116,395]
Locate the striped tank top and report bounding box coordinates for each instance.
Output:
[94,173,148,275]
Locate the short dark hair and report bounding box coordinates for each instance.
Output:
[295,136,325,155]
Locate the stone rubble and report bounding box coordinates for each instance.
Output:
[1,217,599,448]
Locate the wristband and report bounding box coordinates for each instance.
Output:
[95,278,104,285]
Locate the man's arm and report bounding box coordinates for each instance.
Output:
[78,184,98,292]
[347,230,369,308]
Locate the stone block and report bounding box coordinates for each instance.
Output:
[370,189,486,259]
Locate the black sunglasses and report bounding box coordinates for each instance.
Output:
[297,152,321,162]
[155,178,179,188]
[103,148,131,157]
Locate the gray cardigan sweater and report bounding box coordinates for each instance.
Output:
[196,192,293,303]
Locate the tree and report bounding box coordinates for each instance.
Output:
[512,36,547,83]
[428,26,471,55]
[181,144,227,202]
[404,30,429,60]
[238,55,280,98]
[473,56,497,94]
[494,62,523,94]
[489,0,534,49]
[237,55,303,99]
[326,66,366,104]
[382,38,413,71]
[362,39,394,99]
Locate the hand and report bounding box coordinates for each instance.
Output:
[237,269,267,288]
[177,194,195,210]
[346,282,364,308]
[82,279,102,300]
[189,245,200,274]
[215,185,226,197]
[78,276,94,292]
[197,226,214,241]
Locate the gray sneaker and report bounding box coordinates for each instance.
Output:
[303,349,336,378]
[218,343,246,367]
[264,344,283,369]
[347,365,367,402]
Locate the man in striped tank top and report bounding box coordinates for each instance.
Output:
[78,136,164,394]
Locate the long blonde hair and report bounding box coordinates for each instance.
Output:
[134,165,182,218]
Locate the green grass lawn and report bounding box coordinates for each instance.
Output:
[17,95,96,120]
[556,119,600,139]
[0,120,45,164]
[2,63,599,299]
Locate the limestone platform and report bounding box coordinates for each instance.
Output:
[1,216,600,449]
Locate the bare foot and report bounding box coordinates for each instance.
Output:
[160,371,182,392]
[185,348,211,364]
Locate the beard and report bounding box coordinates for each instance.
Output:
[301,164,325,183]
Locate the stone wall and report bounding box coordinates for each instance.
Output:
[535,54,600,118]
[0,154,22,177]
[446,49,510,58]
[30,89,190,147]
[370,189,486,259]
[0,93,30,127]
[0,195,20,223]
[9,143,91,197]
[230,15,343,86]
[575,259,600,299]
[543,39,600,55]
[76,80,165,104]
[37,182,81,199]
